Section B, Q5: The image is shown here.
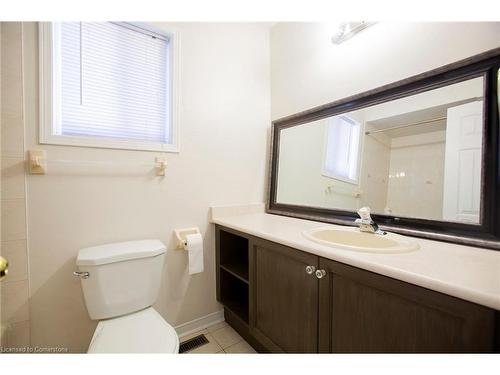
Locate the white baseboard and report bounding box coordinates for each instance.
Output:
[174,310,225,338]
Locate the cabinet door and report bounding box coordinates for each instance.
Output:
[250,238,319,353]
[318,258,495,353]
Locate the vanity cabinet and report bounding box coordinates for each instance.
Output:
[250,238,319,353]
[317,258,495,353]
[215,225,499,353]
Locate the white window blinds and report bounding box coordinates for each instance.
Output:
[323,115,361,183]
[54,22,170,144]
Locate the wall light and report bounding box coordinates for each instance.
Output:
[331,22,376,44]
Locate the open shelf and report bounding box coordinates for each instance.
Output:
[220,263,248,284]
[220,268,249,323]
[217,229,250,323]
[219,230,249,282]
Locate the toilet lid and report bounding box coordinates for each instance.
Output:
[88,307,179,353]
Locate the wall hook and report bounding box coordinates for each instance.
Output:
[155,156,167,176]
[29,150,47,174]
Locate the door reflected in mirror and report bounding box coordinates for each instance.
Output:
[276,76,484,224]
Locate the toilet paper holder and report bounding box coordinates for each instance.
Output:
[174,227,201,250]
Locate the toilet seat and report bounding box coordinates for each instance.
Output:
[88,307,179,353]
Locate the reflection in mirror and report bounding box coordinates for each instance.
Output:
[276,76,484,224]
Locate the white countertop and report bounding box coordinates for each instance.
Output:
[211,205,500,310]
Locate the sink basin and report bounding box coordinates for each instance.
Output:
[303,226,419,253]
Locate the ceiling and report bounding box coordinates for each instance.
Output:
[365,98,478,138]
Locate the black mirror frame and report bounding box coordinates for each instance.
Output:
[267,48,500,250]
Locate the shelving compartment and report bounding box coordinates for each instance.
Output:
[220,268,249,323]
[219,230,249,282]
[217,228,250,323]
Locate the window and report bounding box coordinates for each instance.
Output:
[322,115,361,184]
[39,22,179,152]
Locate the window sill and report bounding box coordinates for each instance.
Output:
[40,134,179,153]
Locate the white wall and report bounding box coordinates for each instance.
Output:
[386,133,446,220]
[22,22,271,352]
[277,119,328,207]
[271,22,500,119]
[359,135,390,213]
[1,22,30,349]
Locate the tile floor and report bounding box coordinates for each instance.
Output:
[180,321,257,354]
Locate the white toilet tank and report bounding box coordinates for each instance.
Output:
[76,240,166,320]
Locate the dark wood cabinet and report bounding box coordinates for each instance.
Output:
[250,238,318,353]
[215,225,499,353]
[318,258,496,353]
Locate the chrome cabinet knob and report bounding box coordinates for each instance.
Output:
[315,269,326,279]
[305,265,316,275]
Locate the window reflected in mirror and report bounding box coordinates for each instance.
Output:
[322,115,361,184]
[276,76,485,224]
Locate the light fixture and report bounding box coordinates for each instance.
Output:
[331,22,375,44]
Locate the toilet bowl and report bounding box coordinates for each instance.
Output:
[88,307,179,353]
[75,239,179,353]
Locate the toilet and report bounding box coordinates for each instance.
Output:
[75,239,179,353]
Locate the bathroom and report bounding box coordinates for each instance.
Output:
[1,0,500,373]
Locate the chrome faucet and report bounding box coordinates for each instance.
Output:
[355,207,386,235]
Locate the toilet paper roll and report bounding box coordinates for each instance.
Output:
[186,233,204,275]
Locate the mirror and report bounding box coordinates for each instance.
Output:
[276,76,485,224]
[269,49,500,248]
